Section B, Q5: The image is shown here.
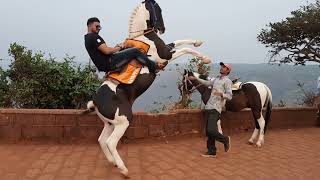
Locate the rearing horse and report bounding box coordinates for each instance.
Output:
[183,70,273,148]
[84,0,210,177]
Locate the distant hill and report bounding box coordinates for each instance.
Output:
[2,59,319,111]
[133,63,320,112]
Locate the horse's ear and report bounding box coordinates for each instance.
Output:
[184,69,187,75]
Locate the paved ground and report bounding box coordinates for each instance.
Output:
[0,127,319,180]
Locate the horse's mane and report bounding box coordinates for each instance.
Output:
[128,3,145,34]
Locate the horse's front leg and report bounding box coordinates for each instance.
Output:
[171,39,203,48]
[170,48,211,64]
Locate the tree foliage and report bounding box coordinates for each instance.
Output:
[258,1,320,65]
[0,43,101,109]
[173,58,210,109]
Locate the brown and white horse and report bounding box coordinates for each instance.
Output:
[84,0,210,177]
[183,70,273,148]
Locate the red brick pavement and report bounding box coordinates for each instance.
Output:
[0,128,319,180]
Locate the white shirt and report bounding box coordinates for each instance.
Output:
[196,75,233,113]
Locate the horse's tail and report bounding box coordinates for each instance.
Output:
[263,85,272,133]
[82,101,96,114]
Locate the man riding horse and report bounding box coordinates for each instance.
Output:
[83,0,211,177]
[84,17,167,74]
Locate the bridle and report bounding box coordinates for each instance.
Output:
[129,27,155,39]
[183,75,203,94]
[129,1,162,39]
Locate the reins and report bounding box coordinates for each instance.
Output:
[128,27,155,39]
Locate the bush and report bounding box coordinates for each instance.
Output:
[296,81,317,107]
[0,43,101,109]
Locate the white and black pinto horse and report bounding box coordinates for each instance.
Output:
[84,0,210,177]
[183,70,273,148]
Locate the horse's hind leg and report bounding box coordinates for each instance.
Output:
[171,39,203,48]
[249,109,265,147]
[256,113,265,147]
[248,128,259,145]
[106,113,130,177]
[171,48,211,64]
[98,123,116,166]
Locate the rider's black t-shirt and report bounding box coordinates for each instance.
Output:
[84,33,110,72]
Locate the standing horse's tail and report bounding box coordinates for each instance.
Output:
[82,101,96,114]
[264,85,272,133]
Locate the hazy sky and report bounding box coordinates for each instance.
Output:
[0,0,315,64]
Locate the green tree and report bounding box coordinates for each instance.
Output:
[0,65,10,107]
[258,1,320,65]
[2,43,101,109]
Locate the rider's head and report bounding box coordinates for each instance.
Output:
[87,17,101,34]
[219,62,232,75]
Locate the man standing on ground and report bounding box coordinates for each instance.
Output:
[189,62,232,157]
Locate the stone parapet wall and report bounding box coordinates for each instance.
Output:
[0,108,318,141]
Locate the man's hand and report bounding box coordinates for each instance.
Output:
[188,76,197,81]
[115,43,125,50]
[212,90,223,97]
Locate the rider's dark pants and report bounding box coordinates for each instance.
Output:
[205,109,228,155]
[108,48,156,73]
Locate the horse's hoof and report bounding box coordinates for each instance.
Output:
[255,143,262,148]
[194,40,203,47]
[120,169,129,178]
[247,141,254,145]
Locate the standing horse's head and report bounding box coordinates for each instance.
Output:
[145,0,165,34]
[182,70,195,94]
[182,70,207,94]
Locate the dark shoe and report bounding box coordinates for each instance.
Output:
[224,136,231,152]
[201,152,216,158]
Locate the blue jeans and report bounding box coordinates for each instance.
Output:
[108,48,156,73]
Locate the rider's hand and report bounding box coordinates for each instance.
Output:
[188,76,196,81]
[115,43,125,50]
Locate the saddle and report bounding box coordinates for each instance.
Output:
[107,39,150,84]
[232,82,243,91]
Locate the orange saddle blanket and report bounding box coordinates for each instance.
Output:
[107,39,150,84]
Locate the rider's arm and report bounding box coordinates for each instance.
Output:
[195,76,214,87]
[98,43,121,55]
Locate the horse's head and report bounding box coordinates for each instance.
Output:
[129,0,165,38]
[182,69,207,94]
[145,0,165,34]
[182,70,194,94]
